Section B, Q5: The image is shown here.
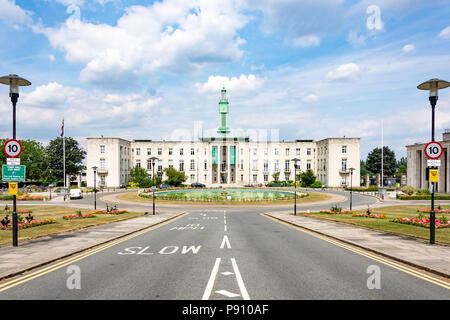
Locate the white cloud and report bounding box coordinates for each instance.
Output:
[48,54,55,62]
[35,0,249,87]
[438,26,450,39]
[195,74,265,95]
[326,63,361,82]
[402,44,415,53]
[302,94,318,103]
[347,31,366,47]
[0,0,32,25]
[292,34,320,48]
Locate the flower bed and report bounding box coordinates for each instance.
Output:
[17,209,33,214]
[63,213,96,220]
[94,210,128,215]
[0,219,56,231]
[16,195,45,201]
[390,217,450,229]
[417,209,450,213]
[352,213,386,219]
[319,210,354,215]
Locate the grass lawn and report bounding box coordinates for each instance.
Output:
[117,191,330,206]
[298,205,450,245]
[0,206,143,247]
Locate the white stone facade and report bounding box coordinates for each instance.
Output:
[86,137,360,188]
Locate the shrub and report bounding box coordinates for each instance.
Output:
[310,181,323,188]
[417,188,430,195]
[401,185,416,195]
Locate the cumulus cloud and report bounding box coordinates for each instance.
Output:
[292,34,320,48]
[402,44,415,53]
[0,0,32,25]
[326,63,361,82]
[438,26,450,39]
[34,0,249,87]
[195,74,265,95]
[302,94,319,103]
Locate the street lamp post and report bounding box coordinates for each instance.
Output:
[291,158,300,215]
[150,157,159,215]
[349,168,355,211]
[418,78,450,245]
[0,74,31,247]
[92,166,98,210]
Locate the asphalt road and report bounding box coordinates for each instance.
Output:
[0,207,448,299]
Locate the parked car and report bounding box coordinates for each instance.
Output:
[191,182,206,188]
[69,188,83,199]
[159,184,171,189]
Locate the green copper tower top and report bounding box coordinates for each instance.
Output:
[218,85,230,135]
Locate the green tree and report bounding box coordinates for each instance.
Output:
[397,157,407,176]
[272,172,280,182]
[0,139,47,181]
[366,146,397,177]
[45,137,85,181]
[129,166,153,187]
[163,167,187,186]
[360,160,373,177]
[299,169,316,187]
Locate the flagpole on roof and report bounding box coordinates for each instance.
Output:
[62,117,66,189]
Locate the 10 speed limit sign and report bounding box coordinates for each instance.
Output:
[3,139,22,158]
[424,141,443,160]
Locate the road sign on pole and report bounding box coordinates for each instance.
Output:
[429,169,439,182]
[8,182,18,195]
[3,139,22,158]
[2,165,26,182]
[424,141,443,159]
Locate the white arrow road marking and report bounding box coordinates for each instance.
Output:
[220,235,231,249]
[231,258,250,300]
[221,271,234,276]
[202,258,221,300]
[224,225,227,232]
[215,290,240,298]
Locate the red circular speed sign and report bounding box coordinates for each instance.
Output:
[424,141,443,160]
[3,139,22,158]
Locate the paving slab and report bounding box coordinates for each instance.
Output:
[0,211,185,280]
[265,211,450,278]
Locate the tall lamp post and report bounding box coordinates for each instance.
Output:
[418,78,450,245]
[348,167,355,211]
[150,156,159,215]
[92,166,98,210]
[0,74,31,247]
[291,158,300,215]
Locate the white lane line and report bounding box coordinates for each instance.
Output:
[202,258,221,300]
[215,289,240,298]
[231,258,250,300]
[220,235,231,249]
[224,225,227,231]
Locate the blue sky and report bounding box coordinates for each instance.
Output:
[1,0,450,161]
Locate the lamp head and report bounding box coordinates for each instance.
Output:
[0,74,31,95]
[417,78,450,98]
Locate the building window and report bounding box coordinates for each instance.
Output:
[136,160,141,168]
[240,160,244,170]
[100,159,106,171]
[307,159,311,170]
[341,159,347,172]
[100,145,105,153]
[136,148,140,156]
[253,174,257,183]
[191,148,195,155]
[147,148,151,155]
[158,160,163,172]
[253,148,257,156]
[169,148,173,155]
[285,160,290,171]
[342,145,347,153]
[168,160,173,168]
[158,148,162,155]
[264,160,268,171]
[253,160,258,170]
[274,148,279,156]
[179,160,184,172]
[285,148,289,156]
[147,159,152,170]
[240,148,244,155]
[274,160,279,172]
[264,174,268,182]
[190,159,195,170]
[296,148,300,155]
[180,148,184,155]
[190,174,195,181]
[204,160,207,170]
[264,148,268,156]
[241,174,244,182]
[307,148,311,156]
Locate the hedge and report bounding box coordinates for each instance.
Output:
[398,195,450,200]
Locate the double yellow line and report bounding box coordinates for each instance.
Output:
[0,212,189,294]
[263,214,450,290]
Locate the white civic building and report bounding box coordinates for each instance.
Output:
[86,88,360,188]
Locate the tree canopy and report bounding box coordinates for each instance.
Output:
[366,146,397,177]
[164,167,187,186]
[45,137,86,181]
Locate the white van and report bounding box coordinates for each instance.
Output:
[69,188,83,199]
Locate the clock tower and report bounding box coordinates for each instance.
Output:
[218,86,230,135]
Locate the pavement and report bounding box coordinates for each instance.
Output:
[0,210,186,280]
[265,211,450,278]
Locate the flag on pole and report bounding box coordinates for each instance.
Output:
[61,118,64,137]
